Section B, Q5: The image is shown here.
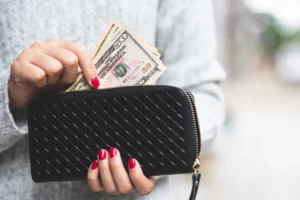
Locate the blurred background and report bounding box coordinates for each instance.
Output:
[172,0,300,199]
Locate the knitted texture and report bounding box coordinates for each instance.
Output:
[0,0,225,199]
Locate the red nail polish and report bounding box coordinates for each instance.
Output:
[91,76,100,87]
[109,147,117,158]
[91,160,98,170]
[98,149,106,160]
[128,158,136,169]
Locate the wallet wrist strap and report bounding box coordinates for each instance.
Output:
[189,172,201,200]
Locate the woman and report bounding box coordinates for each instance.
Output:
[0,0,225,199]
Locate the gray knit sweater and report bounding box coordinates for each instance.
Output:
[0,0,225,199]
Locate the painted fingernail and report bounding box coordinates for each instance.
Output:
[128,158,136,169]
[91,76,100,87]
[109,147,117,158]
[91,160,98,170]
[98,149,106,160]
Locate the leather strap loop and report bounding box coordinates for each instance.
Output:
[189,172,201,200]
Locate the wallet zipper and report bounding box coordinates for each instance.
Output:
[58,85,202,199]
[182,90,202,200]
[58,85,201,172]
[182,90,201,174]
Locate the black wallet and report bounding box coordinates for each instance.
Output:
[28,85,201,198]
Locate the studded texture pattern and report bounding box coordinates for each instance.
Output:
[28,86,198,182]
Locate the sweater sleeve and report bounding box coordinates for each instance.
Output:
[156,0,226,151]
[0,69,28,154]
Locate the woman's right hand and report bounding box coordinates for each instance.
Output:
[8,38,100,110]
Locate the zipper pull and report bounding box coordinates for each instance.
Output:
[189,158,201,200]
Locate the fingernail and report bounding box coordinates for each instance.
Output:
[91,160,98,170]
[98,149,106,160]
[91,76,100,87]
[109,147,117,158]
[128,158,136,169]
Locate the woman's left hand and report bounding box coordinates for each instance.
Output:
[87,147,155,196]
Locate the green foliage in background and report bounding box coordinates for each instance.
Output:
[263,15,300,57]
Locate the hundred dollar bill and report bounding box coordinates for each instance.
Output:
[65,27,165,92]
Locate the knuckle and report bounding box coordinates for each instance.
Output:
[31,41,44,49]
[49,62,63,75]
[99,166,107,174]
[65,55,78,67]
[22,48,34,56]
[11,60,20,73]
[78,45,88,53]
[34,71,46,82]
[119,185,133,194]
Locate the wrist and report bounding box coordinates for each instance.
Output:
[8,88,17,112]
[8,78,18,111]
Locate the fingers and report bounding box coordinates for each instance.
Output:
[11,61,47,88]
[13,39,98,87]
[47,38,100,87]
[128,158,155,196]
[95,147,135,195]
[97,149,119,194]
[9,39,96,110]
[31,41,79,84]
[87,147,154,196]
[87,160,104,192]
[108,147,135,194]
[21,49,63,84]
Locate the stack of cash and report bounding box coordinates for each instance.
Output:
[65,20,166,92]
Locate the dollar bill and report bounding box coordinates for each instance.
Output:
[93,20,160,60]
[92,20,118,58]
[65,27,165,92]
[92,20,125,58]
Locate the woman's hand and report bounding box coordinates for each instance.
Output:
[87,147,155,196]
[9,38,100,109]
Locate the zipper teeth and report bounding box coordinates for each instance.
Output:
[182,90,202,159]
[58,85,201,160]
[57,84,157,95]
